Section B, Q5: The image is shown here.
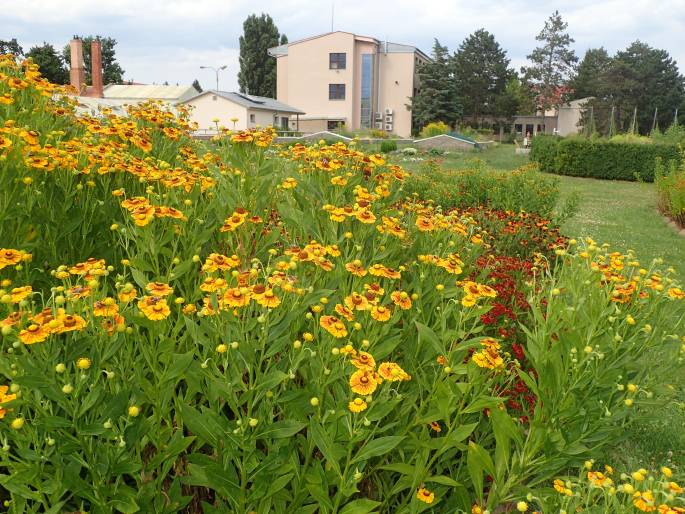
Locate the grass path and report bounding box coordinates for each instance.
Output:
[557,176,685,279]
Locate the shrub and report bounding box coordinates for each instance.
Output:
[530,135,682,181]
[419,121,450,138]
[380,140,398,153]
[655,154,685,226]
[403,161,575,221]
[401,147,418,155]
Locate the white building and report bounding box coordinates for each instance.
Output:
[181,90,305,132]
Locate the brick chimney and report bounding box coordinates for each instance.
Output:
[90,39,104,98]
[69,38,86,94]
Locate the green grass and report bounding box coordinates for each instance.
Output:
[396,143,529,172]
[557,176,685,280]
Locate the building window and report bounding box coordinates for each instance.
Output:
[327,120,342,131]
[360,54,373,129]
[281,116,289,129]
[329,53,346,69]
[250,113,255,123]
[329,84,345,100]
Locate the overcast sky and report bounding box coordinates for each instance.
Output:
[3,0,684,91]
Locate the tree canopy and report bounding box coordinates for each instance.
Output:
[523,10,578,113]
[452,29,512,120]
[410,39,461,132]
[27,43,68,85]
[569,47,611,100]
[238,13,283,97]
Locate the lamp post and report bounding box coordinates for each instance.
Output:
[200,65,227,92]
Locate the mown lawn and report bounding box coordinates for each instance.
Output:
[397,143,685,469]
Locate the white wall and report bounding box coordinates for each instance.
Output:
[184,93,249,131]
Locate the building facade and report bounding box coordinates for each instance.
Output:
[181,90,304,132]
[268,31,429,137]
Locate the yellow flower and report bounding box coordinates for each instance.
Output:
[349,369,378,395]
[138,296,171,320]
[516,501,528,512]
[19,324,50,344]
[320,315,348,338]
[416,487,435,504]
[633,490,655,512]
[76,357,92,370]
[370,305,391,322]
[348,398,368,413]
[377,362,411,382]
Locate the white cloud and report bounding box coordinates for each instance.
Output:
[3,0,684,89]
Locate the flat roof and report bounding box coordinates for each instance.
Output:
[103,84,197,102]
[268,31,430,61]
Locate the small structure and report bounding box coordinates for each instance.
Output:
[513,98,592,137]
[412,133,481,151]
[181,90,305,132]
[69,37,104,98]
[100,84,197,103]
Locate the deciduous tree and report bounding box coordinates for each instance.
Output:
[27,43,68,84]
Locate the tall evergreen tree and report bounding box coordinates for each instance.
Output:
[238,13,282,97]
[280,34,288,45]
[585,41,684,134]
[27,43,68,84]
[63,36,125,84]
[0,38,23,56]
[410,39,460,132]
[523,10,578,116]
[452,29,511,121]
[569,47,611,100]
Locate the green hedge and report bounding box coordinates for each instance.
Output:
[530,135,682,182]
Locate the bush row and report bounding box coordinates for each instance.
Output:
[530,135,682,182]
[402,160,577,222]
[655,154,685,227]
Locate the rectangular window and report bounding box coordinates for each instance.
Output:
[329,84,345,100]
[360,54,373,129]
[329,53,346,69]
[327,120,342,131]
[250,113,255,123]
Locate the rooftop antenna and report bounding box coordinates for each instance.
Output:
[331,0,334,31]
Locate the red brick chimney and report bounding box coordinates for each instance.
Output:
[69,38,86,94]
[90,39,104,98]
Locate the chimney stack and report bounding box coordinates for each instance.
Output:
[69,38,86,94]
[90,39,104,98]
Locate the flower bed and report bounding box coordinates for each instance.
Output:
[1,55,685,513]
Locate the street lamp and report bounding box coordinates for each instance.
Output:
[200,65,227,92]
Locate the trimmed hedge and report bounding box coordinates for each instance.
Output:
[530,135,682,182]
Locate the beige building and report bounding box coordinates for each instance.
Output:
[514,98,591,137]
[268,31,429,137]
[181,90,305,132]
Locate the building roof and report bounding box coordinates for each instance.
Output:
[103,84,197,102]
[267,31,430,61]
[183,90,305,114]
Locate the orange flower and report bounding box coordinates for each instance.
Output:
[345,260,367,277]
[390,291,412,310]
[203,253,240,272]
[138,296,171,321]
[10,286,32,303]
[93,298,119,317]
[146,282,173,297]
[52,313,88,334]
[19,324,49,344]
[344,293,370,311]
[255,288,281,308]
[320,315,348,338]
[349,369,378,395]
[222,287,251,308]
[350,351,376,370]
[377,362,411,381]
[370,305,391,322]
[334,303,355,321]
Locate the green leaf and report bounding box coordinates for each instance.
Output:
[256,420,306,439]
[339,498,381,514]
[351,436,404,464]
[415,322,443,356]
[309,421,342,476]
[425,475,460,487]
